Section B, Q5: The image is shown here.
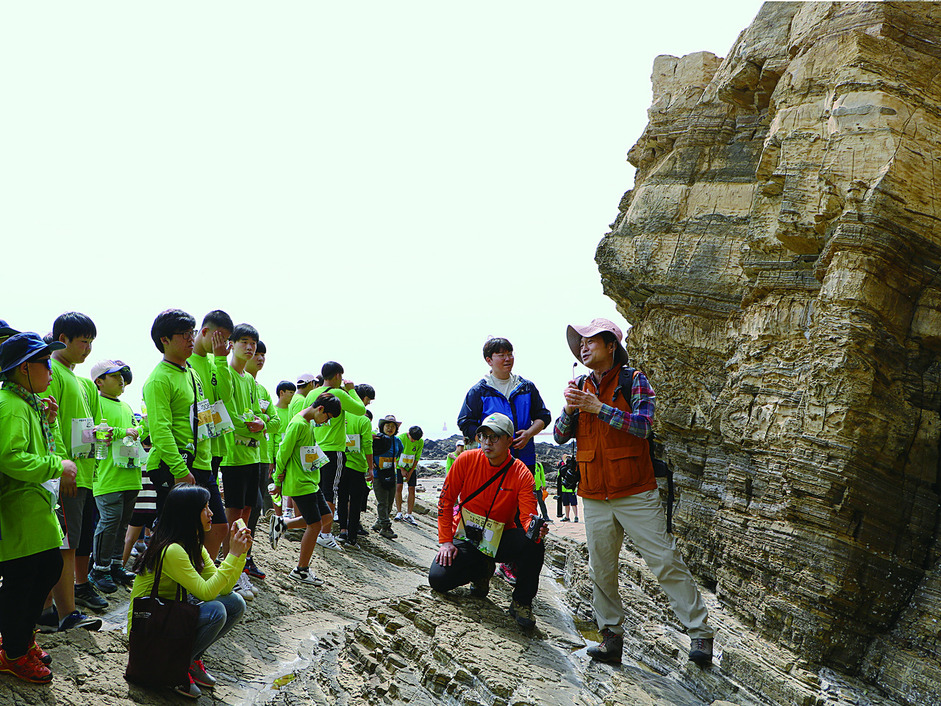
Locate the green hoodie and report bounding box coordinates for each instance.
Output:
[93,395,143,496]
[308,385,365,452]
[188,352,233,459]
[0,386,66,561]
[142,360,212,478]
[39,358,98,489]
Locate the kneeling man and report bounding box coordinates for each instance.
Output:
[429,413,548,629]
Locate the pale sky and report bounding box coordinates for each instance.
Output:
[1,1,764,438]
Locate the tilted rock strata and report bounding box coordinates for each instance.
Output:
[596,1,941,697]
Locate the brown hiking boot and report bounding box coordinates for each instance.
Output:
[587,628,623,663]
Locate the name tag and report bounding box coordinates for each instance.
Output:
[210,400,234,436]
[299,445,328,473]
[70,418,95,458]
[190,399,215,441]
[345,434,361,453]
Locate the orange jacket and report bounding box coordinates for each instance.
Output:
[575,367,656,500]
[437,449,536,543]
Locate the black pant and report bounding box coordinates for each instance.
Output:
[336,467,367,534]
[0,548,63,657]
[428,529,545,606]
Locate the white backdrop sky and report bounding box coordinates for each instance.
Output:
[2,1,764,438]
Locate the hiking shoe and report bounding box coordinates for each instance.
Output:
[35,607,59,634]
[0,649,53,684]
[393,512,403,521]
[317,534,343,550]
[508,600,536,630]
[403,514,418,526]
[496,564,517,585]
[379,528,397,539]
[189,659,216,688]
[288,568,324,586]
[689,637,714,666]
[73,582,108,611]
[561,517,570,522]
[89,568,117,594]
[371,522,382,532]
[356,525,369,536]
[235,573,255,601]
[587,628,623,663]
[58,610,102,632]
[470,559,495,598]
[110,564,137,588]
[269,515,287,550]
[337,533,358,548]
[173,674,202,699]
[243,556,266,579]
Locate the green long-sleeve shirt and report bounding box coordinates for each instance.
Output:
[142,360,212,478]
[275,413,321,497]
[93,395,143,496]
[0,387,65,561]
[255,381,280,464]
[188,352,233,459]
[308,385,365,452]
[39,358,98,489]
[344,413,374,472]
[221,366,267,466]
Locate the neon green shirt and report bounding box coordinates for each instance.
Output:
[344,413,374,472]
[275,413,320,497]
[309,385,365,452]
[254,381,279,464]
[39,358,98,489]
[287,390,309,418]
[221,366,266,466]
[273,405,292,461]
[188,352,233,459]
[534,461,546,491]
[93,395,143,496]
[397,432,424,471]
[0,386,65,561]
[142,360,212,478]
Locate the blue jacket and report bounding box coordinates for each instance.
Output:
[457,376,551,469]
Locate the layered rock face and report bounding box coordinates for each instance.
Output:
[598,1,941,700]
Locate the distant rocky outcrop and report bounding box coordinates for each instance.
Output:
[597,2,941,703]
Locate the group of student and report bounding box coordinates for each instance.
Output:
[0,309,427,698]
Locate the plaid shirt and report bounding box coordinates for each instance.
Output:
[553,368,655,442]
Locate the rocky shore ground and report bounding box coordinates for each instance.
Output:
[1,476,912,706]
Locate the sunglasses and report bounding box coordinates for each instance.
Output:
[29,357,53,370]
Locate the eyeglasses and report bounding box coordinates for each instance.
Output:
[476,431,503,444]
[173,330,198,341]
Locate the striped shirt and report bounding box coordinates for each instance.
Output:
[553,368,655,442]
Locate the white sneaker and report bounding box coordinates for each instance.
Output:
[235,573,254,601]
[404,514,418,526]
[284,508,295,519]
[288,567,324,586]
[317,533,342,550]
[394,512,403,521]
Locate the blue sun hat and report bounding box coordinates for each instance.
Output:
[0,332,65,375]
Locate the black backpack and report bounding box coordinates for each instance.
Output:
[576,366,675,533]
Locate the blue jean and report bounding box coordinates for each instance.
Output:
[191,591,246,662]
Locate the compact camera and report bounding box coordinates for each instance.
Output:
[464,524,484,544]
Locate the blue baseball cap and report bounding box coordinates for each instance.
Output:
[0,332,65,374]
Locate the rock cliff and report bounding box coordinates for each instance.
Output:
[597,2,941,703]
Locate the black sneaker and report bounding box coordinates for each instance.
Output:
[587,628,623,663]
[110,564,137,588]
[243,556,266,579]
[356,525,369,536]
[508,600,536,629]
[58,610,102,632]
[89,567,117,594]
[74,581,109,611]
[689,637,713,666]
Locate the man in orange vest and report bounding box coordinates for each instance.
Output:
[553,318,715,666]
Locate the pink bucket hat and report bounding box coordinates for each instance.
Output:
[566,318,630,366]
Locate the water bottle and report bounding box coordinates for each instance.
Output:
[94,423,111,460]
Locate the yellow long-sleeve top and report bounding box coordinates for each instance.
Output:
[127,544,245,629]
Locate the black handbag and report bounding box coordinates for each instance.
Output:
[125,554,200,688]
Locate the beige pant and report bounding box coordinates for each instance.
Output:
[583,490,714,639]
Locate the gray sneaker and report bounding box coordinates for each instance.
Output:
[379,528,397,539]
[689,637,713,666]
[74,581,109,611]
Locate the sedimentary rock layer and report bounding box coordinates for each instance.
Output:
[597,2,941,699]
